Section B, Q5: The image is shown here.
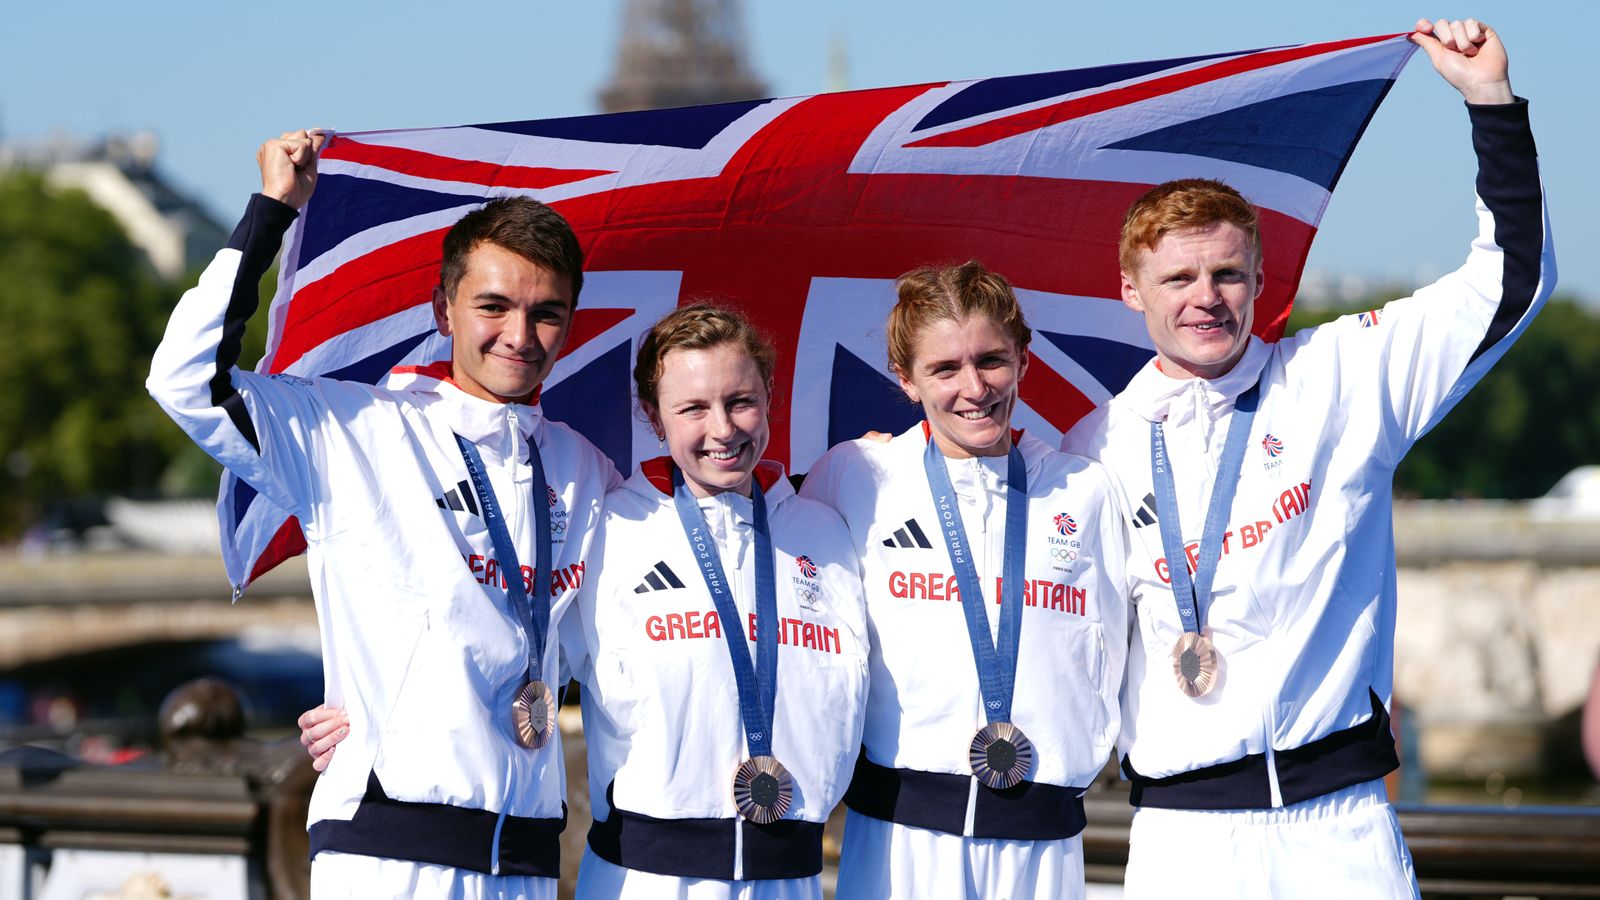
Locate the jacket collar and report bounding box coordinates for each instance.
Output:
[635,456,796,508]
[908,421,1050,482]
[1116,336,1270,425]
[432,375,546,445]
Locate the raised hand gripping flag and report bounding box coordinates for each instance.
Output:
[221,33,1417,593]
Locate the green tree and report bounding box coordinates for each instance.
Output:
[0,172,191,535]
[1288,291,1600,499]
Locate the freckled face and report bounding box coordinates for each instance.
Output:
[896,315,1027,459]
[1121,222,1263,380]
[649,343,771,498]
[432,242,574,404]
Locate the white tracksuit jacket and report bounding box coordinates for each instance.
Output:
[1062,100,1555,810]
[566,458,868,896]
[801,425,1128,897]
[147,194,620,879]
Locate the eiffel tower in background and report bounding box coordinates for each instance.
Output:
[599,0,769,113]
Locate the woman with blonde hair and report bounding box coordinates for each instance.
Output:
[801,262,1129,899]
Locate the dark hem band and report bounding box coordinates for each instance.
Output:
[586,782,823,881]
[842,749,1088,840]
[1124,689,1400,811]
[308,771,564,877]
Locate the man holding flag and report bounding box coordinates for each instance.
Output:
[1062,19,1554,896]
[147,131,620,896]
[154,11,1548,896]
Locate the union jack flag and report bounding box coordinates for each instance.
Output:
[1357,308,1384,328]
[220,34,1417,591]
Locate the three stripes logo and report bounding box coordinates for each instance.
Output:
[882,519,934,550]
[1131,493,1159,529]
[435,481,480,517]
[634,561,687,594]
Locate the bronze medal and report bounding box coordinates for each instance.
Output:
[732,755,794,824]
[512,680,555,749]
[1173,632,1219,698]
[968,721,1034,789]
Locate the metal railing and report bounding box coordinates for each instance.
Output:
[0,750,313,900]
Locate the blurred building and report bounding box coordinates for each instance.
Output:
[0,130,226,281]
[600,0,769,113]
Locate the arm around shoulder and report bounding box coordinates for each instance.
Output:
[1058,403,1111,458]
[796,439,865,510]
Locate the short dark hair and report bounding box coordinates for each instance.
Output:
[439,197,585,304]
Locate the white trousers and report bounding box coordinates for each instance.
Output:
[833,809,1085,900]
[573,846,822,900]
[310,851,557,900]
[1122,779,1418,900]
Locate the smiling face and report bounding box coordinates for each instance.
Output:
[432,242,575,404]
[649,343,771,498]
[896,314,1027,459]
[1121,221,1263,381]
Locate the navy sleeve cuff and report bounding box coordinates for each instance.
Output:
[226,193,300,256]
[1466,97,1536,162]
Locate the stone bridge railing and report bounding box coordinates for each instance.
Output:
[1392,503,1600,784]
[0,553,314,670]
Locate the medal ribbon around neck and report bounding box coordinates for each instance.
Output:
[672,466,793,823]
[1149,380,1260,696]
[670,467,779,760]
[921,438,1028,729]
[455,434,553,713]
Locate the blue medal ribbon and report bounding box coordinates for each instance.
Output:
[671,468,779,758]
[1149,381,1261,634]
[455,432,553,685]
[922,437,1028,725]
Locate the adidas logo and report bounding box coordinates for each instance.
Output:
[435,480,480,517]
[882,518,933,549]
[634,561,687,594]
[1132,493,1158,529]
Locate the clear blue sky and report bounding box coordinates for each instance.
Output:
[3,1,1590,301]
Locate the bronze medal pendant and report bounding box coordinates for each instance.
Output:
[1149,381,1261,706]
[512,680,556,749]
[968,721,1034,789]
[1172,632,1219,698]
[732,755,794,824]
[454,435,558,755]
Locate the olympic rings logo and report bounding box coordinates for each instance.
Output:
[1049,547,1077,561]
